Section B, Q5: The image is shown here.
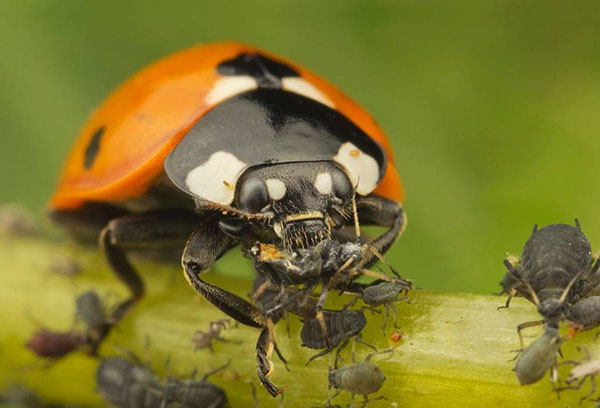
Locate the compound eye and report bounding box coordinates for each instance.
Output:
[237,178,269,213]
[331,169,353,202]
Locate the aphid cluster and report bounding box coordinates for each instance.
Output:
[499,221,600,398]
[248,238,410,398]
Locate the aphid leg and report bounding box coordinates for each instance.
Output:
[324,390,340,407]
[391,302,400,329]
[517,320,545,349]
[201,359,231,381]
[355,334,377,352]
[250,382,259,408]
[333,339,350,367]
[361,305,381,316]
[381,304,390,335]
[316,279,332,349]
[306,348,334,366]
[579,375,597,405]
[342,296,359,311]
[362,394,387,408]
[497,289,515,310]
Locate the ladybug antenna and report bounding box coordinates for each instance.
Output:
[351,180,360,240]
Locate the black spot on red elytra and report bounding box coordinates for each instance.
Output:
[84,126,105,169]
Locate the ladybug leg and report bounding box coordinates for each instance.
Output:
[183,222,288,397]
[97,210,200,352]
[355,196,406,269]
[182,221,266,328]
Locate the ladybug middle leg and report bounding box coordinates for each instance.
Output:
[97,209,201,349]
[354,195,406,270]
[182,221,285,397]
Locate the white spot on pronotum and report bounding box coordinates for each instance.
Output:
[314,172,333,195]
[185,151,247,204]
[265,179,287,201]
[333,142,380,195]
[205,76,258,105]
[281,77,335,108]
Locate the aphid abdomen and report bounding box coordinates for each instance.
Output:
[96,357,162,408]
[26,330,82,358]
[514,328,560,385]
[521,224,592,294]
[331,363,385,395]
[76,290,105,330]
[171,381,228,408]
[566,296,600,330]
[300,310,366,349]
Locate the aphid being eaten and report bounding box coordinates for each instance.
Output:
[499,221,600,347]
[513,326,561,386]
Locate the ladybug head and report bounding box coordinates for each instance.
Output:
[234,161,354,249]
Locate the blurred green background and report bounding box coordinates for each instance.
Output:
[1,0,599,294]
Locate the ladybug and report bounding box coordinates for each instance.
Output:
[49,42,405,395]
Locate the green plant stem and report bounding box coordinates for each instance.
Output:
[1,234,598,408]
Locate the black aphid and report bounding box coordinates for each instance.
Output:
[499,221,600,346]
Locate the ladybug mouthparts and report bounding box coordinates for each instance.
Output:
[280,217,331,250]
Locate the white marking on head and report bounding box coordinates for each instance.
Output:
[205,76,258,105]
[281,77,335,108]
[314,172,333,195]
[265,178,287,201]
[185,151,247,204]
[333,142,380,195]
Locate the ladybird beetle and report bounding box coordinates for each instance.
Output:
[49,42,405,395]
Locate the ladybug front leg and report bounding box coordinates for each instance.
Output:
[355,195,406,269]
[182,221,266,328]
[183,222,286,396]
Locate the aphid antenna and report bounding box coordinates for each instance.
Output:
[532,224,538,233]
[558,271,584,305]
[352,268,411,288]
[365,244,405,281]
[364,347,395,363]
[504,258,541,307]
[574,218,581,230]
[200,358,231,382]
